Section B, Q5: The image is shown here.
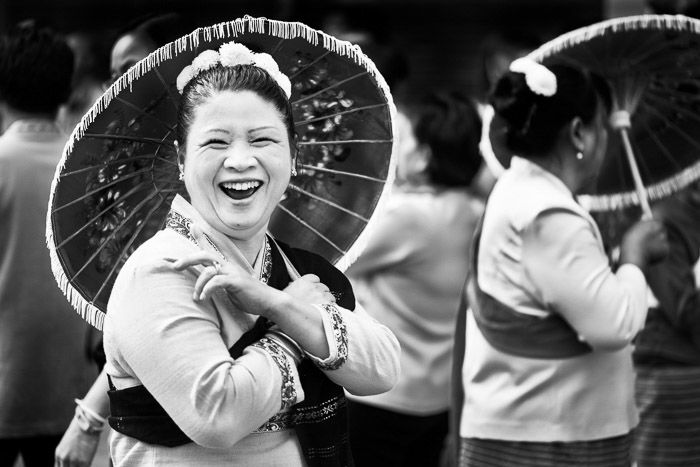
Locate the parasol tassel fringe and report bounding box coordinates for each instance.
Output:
[531,14,700,62]
[579,158,700,212]
[45,223,105,329]
[48,14,399,328]
[63,14,389,156]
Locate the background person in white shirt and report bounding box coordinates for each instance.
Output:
[0,21,97,467]
[345,91,484,467]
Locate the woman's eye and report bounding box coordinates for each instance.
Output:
[251,137,277,146]
[204,139,228,148]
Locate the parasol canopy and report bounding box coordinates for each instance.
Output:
[488,14,700,214]
[46,16,398,329]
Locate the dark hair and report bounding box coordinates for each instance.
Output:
[134,13,194,48]
[0,21,74,114]
[177,64,294,150]
[489,63,611,157]
[67,31,111,84]
[411,92,483,187]
[477,30,542,101]
[117,12,194,49]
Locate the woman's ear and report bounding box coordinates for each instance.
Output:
[411,143,431,175]
[568,117,586,154]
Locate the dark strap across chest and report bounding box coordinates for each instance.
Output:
[107,239,355,466]
[468,217,592,359]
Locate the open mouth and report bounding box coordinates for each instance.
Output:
[219,180,263,200]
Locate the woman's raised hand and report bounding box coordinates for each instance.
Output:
[171,251,282,316]
[620,219,670,270]
[284,274,336,305]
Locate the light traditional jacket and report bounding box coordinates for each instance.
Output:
[460,157,648,442]
[104,195,400,466]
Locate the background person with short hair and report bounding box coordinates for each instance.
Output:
[0,21,97,467]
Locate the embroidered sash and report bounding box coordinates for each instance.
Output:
[107,214,354,466]
[468,218,592,359]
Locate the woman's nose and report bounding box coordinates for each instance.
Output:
[222,145,256,171]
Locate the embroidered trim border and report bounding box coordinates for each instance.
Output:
[254,411,294,432]
[165,210,225,260]
[292,394,345,425]
[315,304,348,371]
[165,210,195,243]
[166,209,272,283]
[253,395,346,433]
[252,337,297,410]
[260,236,272,284]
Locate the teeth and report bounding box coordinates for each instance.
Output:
[221,181,261,191]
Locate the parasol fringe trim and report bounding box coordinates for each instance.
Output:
[62,15,387,152]
[47,15,398,325]
[530,14,700,62]
[45,225,105,329]
[579,158,700,211]
[514,13,700,213]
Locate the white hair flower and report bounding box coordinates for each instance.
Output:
[176,41,292,98]
[176,65,195,93]
[275,72,292,98]
[191,49,220,74]
[253,53,280,76]
[509,57,557,97]
[218,42,255,67]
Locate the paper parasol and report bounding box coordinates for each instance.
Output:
[46,16,397,329]
[487,14,700,215]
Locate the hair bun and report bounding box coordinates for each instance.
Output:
[490,71,538,132]
[487,63,606,158]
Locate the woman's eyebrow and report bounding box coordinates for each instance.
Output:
[249,126,281,133]
[203,128,232,135]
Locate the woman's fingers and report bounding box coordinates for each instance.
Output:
[198,275,241,302]
[192,264,221,299]
[301,274,321,283]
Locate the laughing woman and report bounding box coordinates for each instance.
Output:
[101,42,400,466]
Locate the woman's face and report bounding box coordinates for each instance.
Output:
[110,32,156,84]
[182,90,291,240]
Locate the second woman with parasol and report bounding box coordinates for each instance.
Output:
[454,58,668,466]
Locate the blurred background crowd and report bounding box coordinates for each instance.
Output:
[0,0,668,113]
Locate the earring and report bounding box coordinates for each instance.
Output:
[576,151,584,160]
[178,165,185,181]
[291,154,298,177]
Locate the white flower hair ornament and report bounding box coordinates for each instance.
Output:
[509,57,557,97]
[175,41,292,98]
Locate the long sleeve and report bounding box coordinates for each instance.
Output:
[305,302,400,396]
[104,257,305,449]
[521,209,648,351]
